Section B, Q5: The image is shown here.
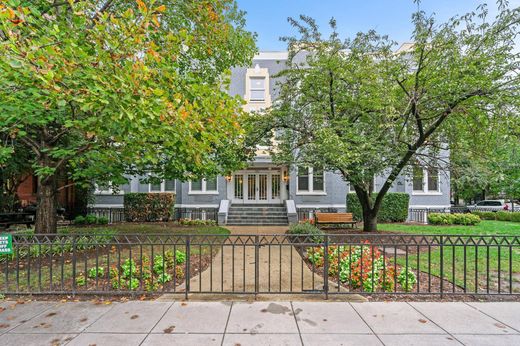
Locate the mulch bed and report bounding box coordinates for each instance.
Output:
[290,236,520,302]
[0,246,216,299]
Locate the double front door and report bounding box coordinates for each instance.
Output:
[232,171,282,204]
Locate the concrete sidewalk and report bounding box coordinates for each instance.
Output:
[1,300,519,345]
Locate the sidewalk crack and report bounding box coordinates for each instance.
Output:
[220,301,233,346]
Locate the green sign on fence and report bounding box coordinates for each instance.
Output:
[0,234,13,254]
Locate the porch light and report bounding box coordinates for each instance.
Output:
[224,175,232,182]
[283,171,289,182]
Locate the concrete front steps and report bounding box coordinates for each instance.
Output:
[226,204,289,226]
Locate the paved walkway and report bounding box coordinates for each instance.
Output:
[185,240,342,294]
[1,300,519,345]
[182,226,346,295]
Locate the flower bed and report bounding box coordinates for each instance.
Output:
[306,241,417,292]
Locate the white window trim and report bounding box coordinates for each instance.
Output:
[188,178,219,195]
[412,167,442,196]
[244,65,272,109]
[296,168,327,195]
[149,180,175,193]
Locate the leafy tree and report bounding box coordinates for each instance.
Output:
[450,120,520,204]
[0,0,256,233]
[0,136,32,212]
[249,3,520,231]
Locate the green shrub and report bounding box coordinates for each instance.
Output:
[472,211,496,220]
[76,275,86,286]
[473,211,520,222]
[287,222,324,243]
[347,193,409,222]
[88,266,105,279]
[496,211,512,222]
[178,218,216,226]
[97,216,109,225]
[85,214,98,224]
[427,213,451,225]
[427,213,480,226]
[174,250,186,265]
[398,268,417,292]
[74,215,86,225]
[510,213,520,222]
[124,193,175,222]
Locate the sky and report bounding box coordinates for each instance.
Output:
[236,0,520,51]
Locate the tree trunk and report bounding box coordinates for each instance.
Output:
[362,208,378,232]
[353,186,379,232]
[35,175,58,234]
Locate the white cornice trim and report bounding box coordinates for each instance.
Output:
[254,52,288,60]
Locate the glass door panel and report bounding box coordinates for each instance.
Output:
[271,174,281,200]
[259,174,268,201]
[247,174,256,201]
[234,174,243,200]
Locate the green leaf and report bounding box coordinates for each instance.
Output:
[8,59,22,68]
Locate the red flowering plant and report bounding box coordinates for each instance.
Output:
[307,241,403,292]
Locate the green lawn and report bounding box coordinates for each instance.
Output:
[62,222,230,236]
[378,220,520,235]
[378,221,520,293]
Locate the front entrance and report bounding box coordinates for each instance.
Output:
[231,171,283,204]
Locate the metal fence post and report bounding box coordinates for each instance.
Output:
[185,235,190,300]
[71,235,77,295]
[439,235,444,297]
[323,234,329,300]
[255,235,259,297]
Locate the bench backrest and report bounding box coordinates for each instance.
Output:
[315,212,353,223]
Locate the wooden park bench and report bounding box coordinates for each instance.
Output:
[0,212,35,230]
[315,212,356,229]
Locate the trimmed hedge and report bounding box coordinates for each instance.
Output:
[471,211,497,220]
[124,193,175,222]
[74,214,109,225]
[428,213,481,226]
[346,193,409,222]
[471,211,520,222]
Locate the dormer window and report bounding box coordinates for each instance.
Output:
[250,77,266,101]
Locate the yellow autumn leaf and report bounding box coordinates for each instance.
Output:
[136,0,146,11]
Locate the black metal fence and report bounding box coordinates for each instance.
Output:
[408,207,520,224]
[87,207,126,223]
[174,208,218,222]
[85,207,218,224]
[1,233,518,298]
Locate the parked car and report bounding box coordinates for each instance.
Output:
[467,200,513,212]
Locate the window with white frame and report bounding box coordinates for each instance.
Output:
[149,179,175,193]
[249,77,266,101]
[189,177,218,193]
[297,167,325,193]
[412,166,440,193]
